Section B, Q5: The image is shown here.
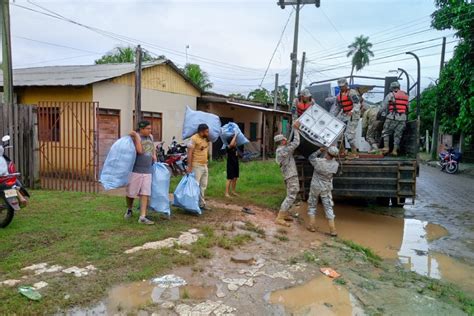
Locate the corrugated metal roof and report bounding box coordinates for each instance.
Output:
[0,60,166,87]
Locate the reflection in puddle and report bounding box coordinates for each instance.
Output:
[180,285,216,299]
[294,204,474,293]
[270,276,364,315]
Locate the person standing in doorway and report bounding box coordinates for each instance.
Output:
[225,133,239,198]
[186,124,211,210]
[124,120,157,224]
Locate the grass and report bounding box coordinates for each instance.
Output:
[171,160,285,209]
[340,239,382,266]
[241,221,266,238]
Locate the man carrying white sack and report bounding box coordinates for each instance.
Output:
[306,146,340,237]
[274,121,300,227]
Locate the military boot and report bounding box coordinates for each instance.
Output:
[275,211,291,227]
[346,145,359,159]
[392,145,399,156]
[306,215,316,232]
[328,219,338,237]
[381,137,390,155]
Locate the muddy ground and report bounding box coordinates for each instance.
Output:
[68,181,474,316]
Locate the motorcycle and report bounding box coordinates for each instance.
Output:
[156,141,166,163]
[156,137,188,176]
[438,146,462,174]
[0,135,30,228]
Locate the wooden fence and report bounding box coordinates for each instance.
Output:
[0,104,38,188]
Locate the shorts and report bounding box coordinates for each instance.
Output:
[126,172,152,197]
[226,161,239,180]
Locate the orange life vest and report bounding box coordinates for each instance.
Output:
[297,102,312,116]
[337,92,353,113]
[388,90,409,114]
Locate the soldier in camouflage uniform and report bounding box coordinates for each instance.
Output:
[362,106,382,153]
[274,122,301,227]
[331,78,362,159]
[379,81,409,156]
[306,146,340,237]
[291,89,315,121]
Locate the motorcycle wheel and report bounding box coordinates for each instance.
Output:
[0,204,14,228]
[446,162,458,174]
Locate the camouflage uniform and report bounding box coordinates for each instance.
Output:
[362,106,382,149]
[331,89,362,148]
[380,92,407,149]
[307,150,339,220]
[275,131,300,212]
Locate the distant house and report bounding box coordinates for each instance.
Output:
[198,93,291,158]
[1,60,202,176]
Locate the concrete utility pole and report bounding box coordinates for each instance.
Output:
[278,0,320,104]
[1,0,13,106]
[297,51,306,95]
[134,45,142,127]
[273,73,279,110]
[431,37,446,159]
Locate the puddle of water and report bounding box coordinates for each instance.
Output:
[293,203,473,293]
[269,276,364,316]
[106,281,155,313]
[180,285,216,299]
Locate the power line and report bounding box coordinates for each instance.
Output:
[259,9,294,87]
[13,35,101,55]
[320,8,347,44]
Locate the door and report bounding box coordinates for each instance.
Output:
[142,112,162,142]
[98,109,120,172]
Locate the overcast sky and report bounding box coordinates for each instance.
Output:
[7,0,458,101]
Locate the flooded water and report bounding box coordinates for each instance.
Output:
[293,203,474,294]
[179,284,216,299]
[270,276,364,315]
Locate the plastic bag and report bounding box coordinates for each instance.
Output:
[150,163,171,216]
[220,122,250,149]
[99,136,137,190]
[173,173,201,214]
[182,106,221,142]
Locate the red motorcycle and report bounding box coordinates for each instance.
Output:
[0,135,29,228]
[164,137,187,176]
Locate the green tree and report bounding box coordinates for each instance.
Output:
[347,35,374,81]
[95,46,161,64]
[431,0,474,135]
[271,85,289,105]
[247,88,272,103]
[228,93,247,100]
[409,85,437,135]
[183,63,213,91]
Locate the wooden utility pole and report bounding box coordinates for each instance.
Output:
[278,0,321,104]
[431,37,446,159]
[273,73,279,110]
[297,51,306,95]
[134,45,142,127]
[1,0,13,106]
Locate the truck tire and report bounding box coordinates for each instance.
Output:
[391,197,406,208]
[376,197,390,207]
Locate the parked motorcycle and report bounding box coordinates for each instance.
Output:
[438,146,462,174]
[156,141,166,163]
[155,137,188,176]
[0,135,30,228]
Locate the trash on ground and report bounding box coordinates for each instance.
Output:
[33,281,48,290]
[18,286,42,301]
[320,267,341,279]
[151,274,187,289]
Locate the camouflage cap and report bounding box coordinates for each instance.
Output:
[327,146,339,157]
[300,88,312,97]
[274,134,286,143]
[390,81,401,90]
[337,78,348,87]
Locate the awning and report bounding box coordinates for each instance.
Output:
[226,101,291,115]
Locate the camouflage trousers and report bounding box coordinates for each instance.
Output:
[382,119,406,147]
[280,176,300,212]
[366,121,382,147]
[342,113,360,147]
[307,187,335,220]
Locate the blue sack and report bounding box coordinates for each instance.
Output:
[182,106,221,142]
[220,122,250,149]
[100,136,136,190]
[173,173,201,214]
[150,163,171,216]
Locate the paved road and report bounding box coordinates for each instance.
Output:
[406,164,474,262]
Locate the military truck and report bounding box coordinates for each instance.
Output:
[296,79,418,207]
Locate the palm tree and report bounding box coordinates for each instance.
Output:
[183,63,213,91]
[95,46,161,64]
[347,35,374,83]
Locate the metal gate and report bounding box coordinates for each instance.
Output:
[37,101,99,192]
